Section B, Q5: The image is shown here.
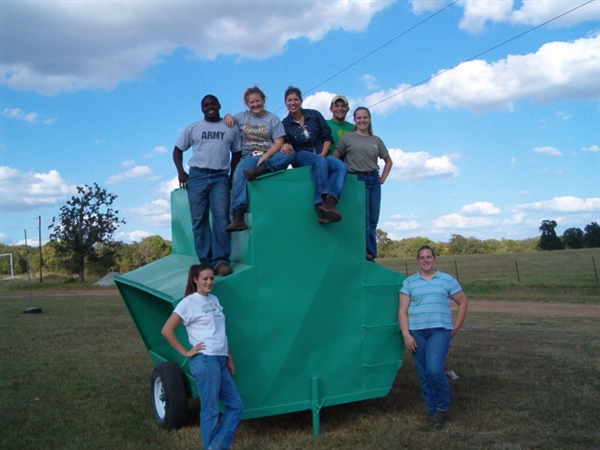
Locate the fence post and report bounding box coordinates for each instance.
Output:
[454,260,459,282]
[592,256,598,283]
[405,262,409,276]
[515,260,521,283]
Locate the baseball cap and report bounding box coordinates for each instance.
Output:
[330,95,349,106]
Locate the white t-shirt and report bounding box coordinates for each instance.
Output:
[173,292,228,355]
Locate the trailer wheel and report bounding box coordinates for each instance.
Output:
[151,362,188,429]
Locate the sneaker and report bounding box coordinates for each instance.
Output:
[214,263,233,277]
[430,410,448,427]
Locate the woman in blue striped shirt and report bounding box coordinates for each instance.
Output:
[398,245,468,428]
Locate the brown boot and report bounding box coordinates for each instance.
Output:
[321,196,342,222]
[243,162,269,181]
[315,205,329,223]
[225,207,248,232]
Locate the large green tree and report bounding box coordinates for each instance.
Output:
[538,219,564,251]
[48,183,125,281]
[583,222,600,248]
[562,227,584,249]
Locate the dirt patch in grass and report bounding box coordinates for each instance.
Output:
[467,299,599,316]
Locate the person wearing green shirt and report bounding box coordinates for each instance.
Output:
[326,95,354,155]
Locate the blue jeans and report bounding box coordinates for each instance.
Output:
[410,328,451,416]
[187,168,231,267]
[355,173,381,258]
[189,355,243,450]
[230,152,295,213]
[322,156,348,200]
[291,151,328,205]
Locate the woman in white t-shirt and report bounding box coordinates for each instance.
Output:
[162,264,243,449]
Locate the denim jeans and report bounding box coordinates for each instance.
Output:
[322,156,348,200]
[187,168,231,267]
[189,354,243,450]
[230,152,295,213]
[410,328,451,416]
[291,151,328,205]
[355,173,381,258]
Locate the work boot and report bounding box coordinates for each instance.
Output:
[214,263,233,277]
[243,162,269,181]
[225,207,248,232]
[321,196,342,223]
[315,205,329,224]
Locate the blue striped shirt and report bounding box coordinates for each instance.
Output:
[400,270,462,330]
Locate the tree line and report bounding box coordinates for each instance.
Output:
[377,220,600,258]
[3,183,598,281]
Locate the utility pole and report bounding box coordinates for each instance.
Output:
[38,215,43,283]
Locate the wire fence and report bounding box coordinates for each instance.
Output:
[386,249,600,286]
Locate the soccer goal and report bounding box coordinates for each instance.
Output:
[0,253,14,281]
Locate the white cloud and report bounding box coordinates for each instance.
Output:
[582,144,599,153]
[412,0,600,33]
[121,160,135,167]
[129,230,152,243]
[363,34,600,114]
[106,166,154,184]
[533,146,562,156]
[516,196,600,212]
[361,74,379,90]
[126,199,171,227]
[431,213,498,230]
[158,177,180,198]
[459,202,501,216]
[1,1,392,95]
[386,148,460,181]
[0,166,76,212]
[2,107,54,124]
[145,145,169,158]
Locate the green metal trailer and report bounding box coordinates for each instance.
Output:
[114,167,405,436]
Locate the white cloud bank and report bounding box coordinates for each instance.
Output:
[0,1,393,95]
[365,33,600,114]
[411,0,599,33]
[0,166,76,212]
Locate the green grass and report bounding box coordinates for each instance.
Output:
[1,250,599,449]
[379,247,600,303]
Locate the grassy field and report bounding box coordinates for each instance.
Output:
[381,247,600,303]
[1,250,599,449]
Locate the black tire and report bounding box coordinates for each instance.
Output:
[151,362,188,429]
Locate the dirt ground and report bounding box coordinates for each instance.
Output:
[467,299,599,316]
[13,289,599,316]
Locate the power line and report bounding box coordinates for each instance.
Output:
[303,0,460,97]
[368,0,597,109]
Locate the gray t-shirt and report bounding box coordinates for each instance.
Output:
[175,119,241,171]
[335,132,389,173]
[233,110,286,158]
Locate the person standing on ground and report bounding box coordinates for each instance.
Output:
[224,86,295,232]
[326,95,354,153]
[162,264,243,450]
[173,95,241,277]
[333,106,393,261]
[398,245,468,428]
[281,86,347,223]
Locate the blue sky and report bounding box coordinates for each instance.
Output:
[1,0,599,246]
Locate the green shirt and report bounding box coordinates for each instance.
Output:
[327,119,354,155]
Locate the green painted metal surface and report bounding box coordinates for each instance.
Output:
[115,167,405,423]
